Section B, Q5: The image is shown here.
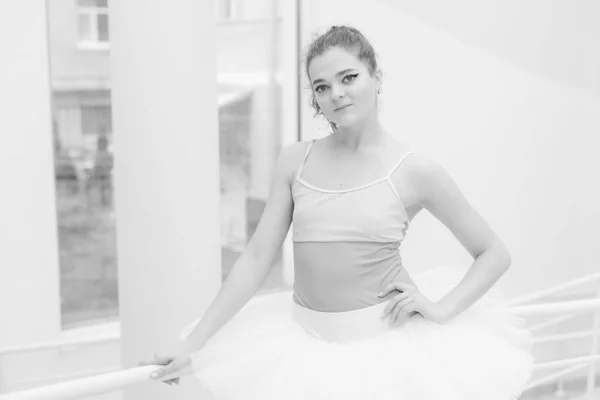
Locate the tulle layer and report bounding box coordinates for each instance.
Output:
[180,265,534,399]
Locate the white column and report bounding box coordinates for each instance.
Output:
[299,0,329,141]
[0,0,62,354]
[248,0,280,201]
[280,0,301,285]
[249,86,277,200]
[109,1,221,399]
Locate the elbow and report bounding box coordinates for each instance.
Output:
[479,239,511,273]
[496,243,512,272]
[502,252,512,272]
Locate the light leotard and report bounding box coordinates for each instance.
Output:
[291,139,415,312]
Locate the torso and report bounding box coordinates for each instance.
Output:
[298,134,424,221]
[290,133,423,312]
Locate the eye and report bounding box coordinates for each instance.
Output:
[342,73,359,83]
[314,84,328,93]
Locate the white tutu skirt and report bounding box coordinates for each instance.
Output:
[180,265,534,399]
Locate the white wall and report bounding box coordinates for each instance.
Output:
[0,0,62,349]
[0,0,65,394]
[216,21,282,75]
[234,0,274,20]
[300,0,600,299]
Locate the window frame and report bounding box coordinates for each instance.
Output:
[215,0,242,22]
[76,1,110,51]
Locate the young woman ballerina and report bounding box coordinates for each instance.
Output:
[142,25,533,399]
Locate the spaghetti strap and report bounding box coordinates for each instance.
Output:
[386,150,415,200]
[386,150,415,179]
[295,140,315,181]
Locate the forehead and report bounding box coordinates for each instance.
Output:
[308,46,367,81]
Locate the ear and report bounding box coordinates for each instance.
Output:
[374,68,383,92]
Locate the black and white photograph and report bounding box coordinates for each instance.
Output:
[0,1,599,399]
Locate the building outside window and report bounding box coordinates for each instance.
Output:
[216,0,239,21]
[77,0,109,50]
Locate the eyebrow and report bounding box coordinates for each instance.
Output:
[312,69,357,85]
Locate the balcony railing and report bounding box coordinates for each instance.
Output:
[1,273,599,400]
[509,273,600,398]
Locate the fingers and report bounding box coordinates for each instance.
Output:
[379,281,413,298]
[148,353,175,380]
[390,298,415,326]
[149,368,165,380]
[140,352,187,386]
[139,353,173,368]
[382,292,409,317]
[152,352,176,365]
[149,355,190,381]
[150,363,175,380]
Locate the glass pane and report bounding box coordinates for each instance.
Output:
[218,5,286,293]
[81,105,112,136]
[77,14,92,42]
[219,0,232,20]
[48,3,116,328]
[97,14,109,41]
[78,0,108,8]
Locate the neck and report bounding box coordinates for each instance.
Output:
[331,114,385,151]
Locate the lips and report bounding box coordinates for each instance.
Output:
[334,104,351,111]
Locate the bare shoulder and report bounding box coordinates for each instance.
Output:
[401,152,462,208]
[273,141,311,186]
[403,152,445,180]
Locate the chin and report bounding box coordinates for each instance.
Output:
[334,114,363,129]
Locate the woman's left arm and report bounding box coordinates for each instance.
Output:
[412,154,511,320]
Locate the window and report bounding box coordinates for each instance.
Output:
[47,1,116,328]
[215,0,287,293]
[77,0,109,49]
[81,105,112,136]
[46,0,288,331]
[216,0,241,21]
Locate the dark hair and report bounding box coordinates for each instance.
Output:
[305,25,380,132]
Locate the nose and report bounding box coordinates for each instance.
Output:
[330,84,345,99]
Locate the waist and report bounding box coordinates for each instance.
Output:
[293,241,406,311]
[292,300,394,343]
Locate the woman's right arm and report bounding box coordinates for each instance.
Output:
[180,142,305,354]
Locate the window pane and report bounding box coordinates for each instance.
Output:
[47,0,288,330]
[78,0,108,8]
[218,0,232,20]
[77,14,92,42]
[48,2,116,329]
[97,14,109,41]
[81,105,112,136]
[218,10,286,293]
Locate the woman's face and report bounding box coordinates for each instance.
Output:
[308,46,381,129]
